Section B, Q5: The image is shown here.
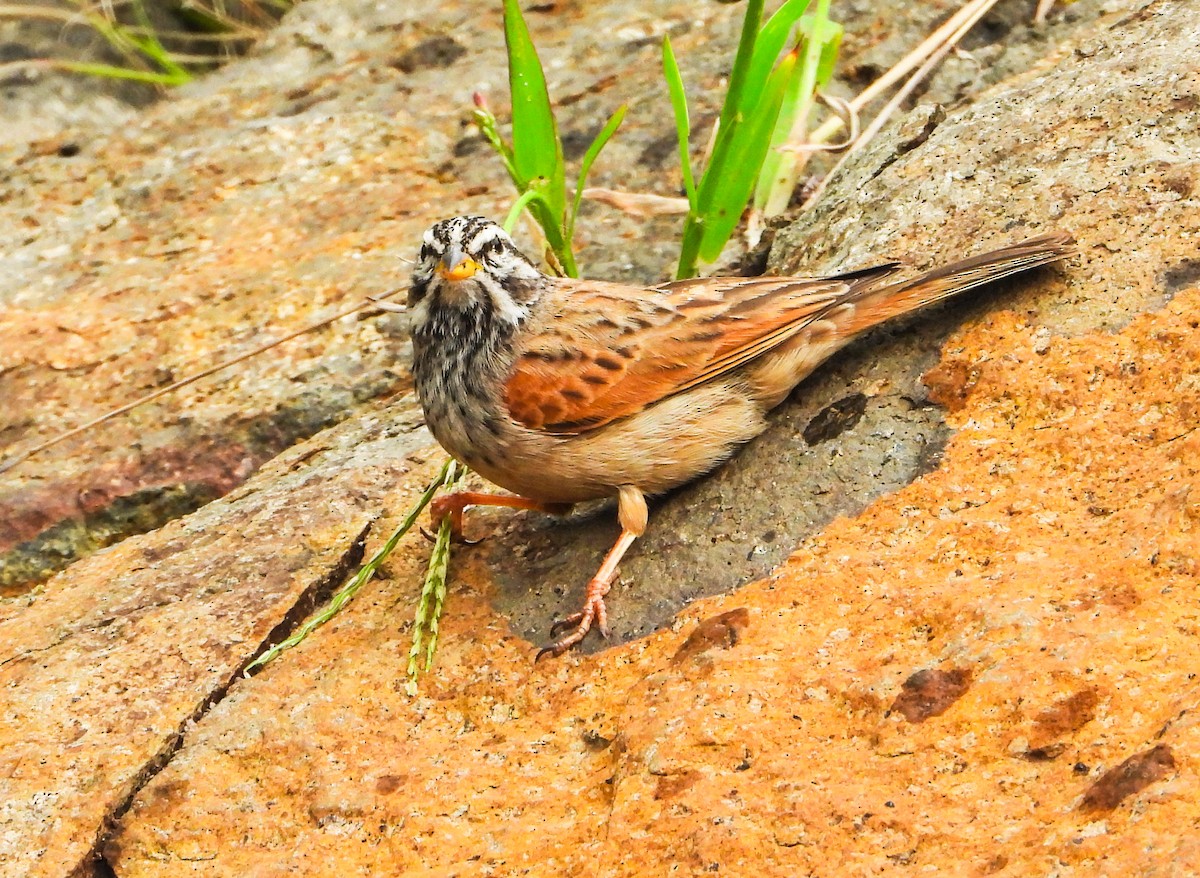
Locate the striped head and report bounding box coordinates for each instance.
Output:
[409,216,546,328]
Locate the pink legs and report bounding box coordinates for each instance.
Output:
[536,485,647,660]
[430,491,571,543]
[431,484,649,660]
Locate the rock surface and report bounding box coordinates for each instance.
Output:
[2,0,1198,876]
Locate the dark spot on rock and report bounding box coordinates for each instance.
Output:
[453,135,484,158]
[146,777,188,802]
[1024,743,1069,762]
[1031,688,1100,746]
[375,774,405,794]
[1096,584,1141,610]
[671,608,750,665]
[1079,744,1175,812]
[890,668,972,723]
[895,103,946,154]
[924,358,978,413]
[803,393,868,445]
[980,854,1009,875]
[0,41,35,64]
[582,730,612,752]
[654,770,700,800]
[57,142,81,158]
[392,35,466,74]
[638,130,679,168]
[912,423,952,478]
[1160,258,1200,299]
[561,126,601,162]
[1161,170,1194,197]
[843,60,883,87]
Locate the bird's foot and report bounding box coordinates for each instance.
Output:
[427,493,483,545]
[536,577,612,661]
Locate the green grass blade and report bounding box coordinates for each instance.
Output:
[503,0,566,222]
[245,459,461,674]
[661,36,697,209]
[805,11,843,86]
[57,60,190,86]
[742,0,812,114]
[698,48,799,263]
[567,103,627,249]
[754,56,808,213]
[694,0,765,223]
[503,188,546,233]
[714,0,765,142]
[756,0,841,216]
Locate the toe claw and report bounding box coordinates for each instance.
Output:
[549,612,583,637]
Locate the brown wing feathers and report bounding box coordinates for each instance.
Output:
[835,231,1075,336]
[503,274,890,433]
[501,233,1073,434]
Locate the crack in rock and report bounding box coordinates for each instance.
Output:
[70,520,373,878]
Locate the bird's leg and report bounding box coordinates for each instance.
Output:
[537,485,647,661]
[429,491,572,544]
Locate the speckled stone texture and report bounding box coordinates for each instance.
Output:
[0,0,1097,592]
[2,0,1198,875]
[106,293,1200,877]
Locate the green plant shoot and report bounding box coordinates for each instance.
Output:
[245,459,463,678]
[755,0,843,217]
[666,0,839,277]
[475,0,626,278]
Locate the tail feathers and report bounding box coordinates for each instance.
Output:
[837,231,1076,336]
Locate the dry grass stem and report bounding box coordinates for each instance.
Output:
[0,286,407,475]
[802,0,1004,209]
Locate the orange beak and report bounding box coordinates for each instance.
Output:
[437,250,481,281]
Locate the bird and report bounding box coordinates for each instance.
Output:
[404,215,1074,659]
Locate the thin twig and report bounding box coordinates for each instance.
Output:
[806,0,1003,148]
[582,187,690,217]
[801,0,1001,210]
[0,286,407,475]
[777,93,860,153]
[1034,0,1057,26]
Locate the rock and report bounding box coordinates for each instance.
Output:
[3,0,1200,875]
[0,411,430,878]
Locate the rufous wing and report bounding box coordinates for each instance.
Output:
[502,268,899,433]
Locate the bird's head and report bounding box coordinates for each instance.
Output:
[409,216,545,326]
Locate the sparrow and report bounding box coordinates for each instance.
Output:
[405,215,1074,658]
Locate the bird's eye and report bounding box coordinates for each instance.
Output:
[420,243,434,262]
[479,237,504,265]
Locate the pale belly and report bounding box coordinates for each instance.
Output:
[443,380,769,505]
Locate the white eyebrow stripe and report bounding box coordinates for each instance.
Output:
[468,225,503,252]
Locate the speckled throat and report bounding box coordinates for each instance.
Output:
[411,296,520,472]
